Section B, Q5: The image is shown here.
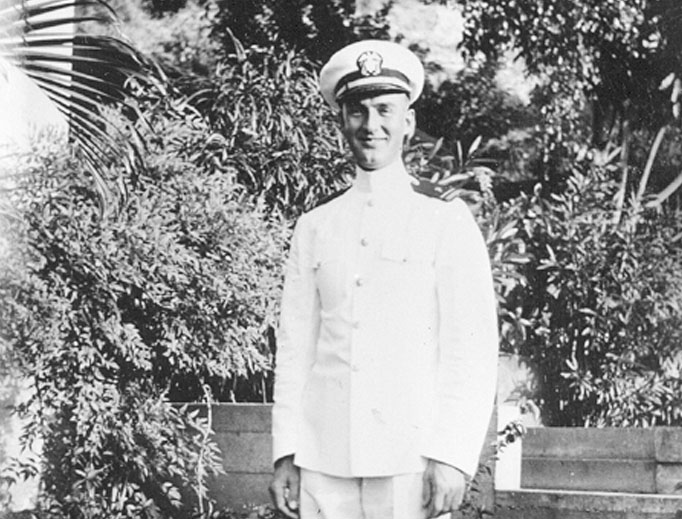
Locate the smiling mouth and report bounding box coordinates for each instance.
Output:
[360,138,386,146]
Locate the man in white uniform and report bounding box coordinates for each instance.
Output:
[270,40,498,519]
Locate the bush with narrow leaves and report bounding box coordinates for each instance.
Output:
[510,160,682,426]
[0,122,289,516]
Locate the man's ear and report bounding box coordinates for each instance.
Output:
[338,105,349,130]
[405,107,416,140]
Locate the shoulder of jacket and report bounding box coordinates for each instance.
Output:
[411,188,468,212]
[415,195,476,230]
[296,186,350,232]
[312,186,351,211]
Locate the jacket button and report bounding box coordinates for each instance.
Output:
[367,199,374,207]
[355,277,365,286]
[360,238,369,246]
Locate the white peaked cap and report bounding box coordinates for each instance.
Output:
[319,39,425,110]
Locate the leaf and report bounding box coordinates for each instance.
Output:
[659,72,675,90]
[673,78,682,104]
[1,0,166,210]
[468,135,482,158]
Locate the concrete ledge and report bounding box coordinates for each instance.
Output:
[523,428,655,459]
[180,403,274,508]
[214,431,272,473]
[185,403,272,433]
[656,464,682,495]
[656,429,682,463]
[522,428,682,494]
[208,472,272,509]
[498,489,682,519]
[522,458,657,493]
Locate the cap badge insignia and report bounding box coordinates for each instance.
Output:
[356,50,383,77]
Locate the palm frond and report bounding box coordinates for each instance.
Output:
[0,0,165,208]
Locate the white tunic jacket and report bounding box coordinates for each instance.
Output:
[272,162,499,478]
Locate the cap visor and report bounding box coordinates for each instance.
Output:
[338,84,411,103]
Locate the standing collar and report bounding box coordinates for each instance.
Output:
[352,158,413,197]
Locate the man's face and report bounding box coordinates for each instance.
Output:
[340,92,415,171]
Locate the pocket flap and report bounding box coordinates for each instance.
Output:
[380,239,408,263]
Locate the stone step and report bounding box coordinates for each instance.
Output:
[497,489,682,519]
[522,457,657,493]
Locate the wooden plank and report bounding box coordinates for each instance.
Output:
[656,428,682,463]
[522,458,657,493]
[497,489,682,519]
[215,431,272,473]
[523,427,655,460]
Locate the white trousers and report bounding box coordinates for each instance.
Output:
[300,468,432,519]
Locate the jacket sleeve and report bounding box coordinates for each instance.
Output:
[271,214,320,464]
[421,198,499,477]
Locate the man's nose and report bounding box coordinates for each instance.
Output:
[363,109,381,132]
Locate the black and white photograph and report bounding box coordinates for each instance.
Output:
[1,1,682,518]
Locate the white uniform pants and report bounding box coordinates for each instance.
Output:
[300,468,431,519]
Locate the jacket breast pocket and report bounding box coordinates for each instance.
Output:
[379,239,436,304]
[380,239,435,267]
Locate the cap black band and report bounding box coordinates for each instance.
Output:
[334,68,410,96]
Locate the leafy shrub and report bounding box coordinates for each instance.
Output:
[511,160,682,426]
[112,0,222,78]
[415,136,682,426]
[417,61,538,151]
[184,46,352,218]
[207,0,391,64]
[0,122,289,516]
[415,59,541,183]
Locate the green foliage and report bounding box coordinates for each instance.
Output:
[2,0,166,208]
[459,0,682,193]
[411,132,682,427]
[460,0,682,130]
[5,15,682,519]
[414,58,544,190]
[186,46,353,218]
[0,115,289,515]
[111,0,222,78]
[510,161,682,426]
[416,60,539,164]
[208,0,391,64]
